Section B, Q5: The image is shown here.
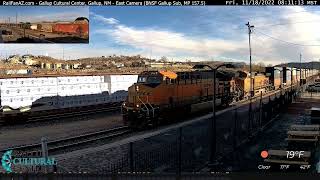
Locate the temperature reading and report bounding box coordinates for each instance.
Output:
[286,151,304,158]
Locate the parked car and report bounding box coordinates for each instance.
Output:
[1,30,12,35]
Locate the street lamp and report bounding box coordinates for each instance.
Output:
[193,63,235,169]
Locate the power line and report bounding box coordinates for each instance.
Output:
[254,30,320,46]
[255,19,320,28]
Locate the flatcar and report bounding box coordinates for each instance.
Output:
[122,70,236,128]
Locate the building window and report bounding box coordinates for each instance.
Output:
[27,89,30,92]
[6,90,9,94]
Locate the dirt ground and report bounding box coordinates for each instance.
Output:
[0,113,123,150]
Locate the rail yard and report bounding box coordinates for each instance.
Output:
[0,60,319,174]
[0,17,89,43]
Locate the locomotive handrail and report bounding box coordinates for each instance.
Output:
[146,96,155,118]
[137,96,150,117]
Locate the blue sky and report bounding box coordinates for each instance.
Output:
[2,6,320,65]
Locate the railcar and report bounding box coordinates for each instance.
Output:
[234,71,270,98]
[265,67,283,90]
[0,74,137,124]
[282,67,292,87]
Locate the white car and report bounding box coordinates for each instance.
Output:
[307,83,320,92]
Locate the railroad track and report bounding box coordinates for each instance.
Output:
[1,126,131,155]
[27,105,121,123]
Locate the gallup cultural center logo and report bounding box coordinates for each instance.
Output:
[1,150,57,173]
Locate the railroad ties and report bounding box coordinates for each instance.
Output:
[286,125,319,146]
[264,105,320,170]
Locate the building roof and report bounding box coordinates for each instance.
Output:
[75,17,89,22]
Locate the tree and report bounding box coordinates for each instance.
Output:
[160,56,168,62]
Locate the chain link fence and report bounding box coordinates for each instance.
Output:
[75,88,296,174]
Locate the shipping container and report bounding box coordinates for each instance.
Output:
[52,23,89,36]
[38,23,53,33]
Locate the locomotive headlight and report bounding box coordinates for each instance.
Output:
[136,85,139,92]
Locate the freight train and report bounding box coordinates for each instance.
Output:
[0,74,138,123]
[122,66,319,129]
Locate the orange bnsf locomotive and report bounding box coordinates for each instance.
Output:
[121,70,237,128]
[121,66,319,128]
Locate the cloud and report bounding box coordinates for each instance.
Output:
[3,7,320,65]
[90,12,119,25]
[94,16,247,61]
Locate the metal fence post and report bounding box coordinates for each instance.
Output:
[233,108,238,150]
[41,137,48,173]
[259,91,263,129]
[129,142,134,172]
[178,127,182,176]
[268,95,271,121]
[248,98,252,134]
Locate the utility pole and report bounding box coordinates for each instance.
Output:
[246,22,254,97]
[246,22,254,132]
[15,12,17,27]
[300,53,302,86]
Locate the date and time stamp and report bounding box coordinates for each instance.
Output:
[226,0,318,5]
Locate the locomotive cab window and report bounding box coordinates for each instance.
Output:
[148,76,162,84]
[138,76,147,83]
[138,75,161,84]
